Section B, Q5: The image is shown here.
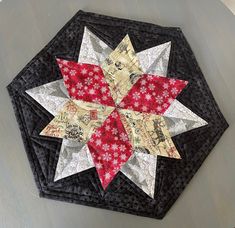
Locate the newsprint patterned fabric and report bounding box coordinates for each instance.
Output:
[7,10,228,219]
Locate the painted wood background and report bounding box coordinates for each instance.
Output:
[0,0,234,227]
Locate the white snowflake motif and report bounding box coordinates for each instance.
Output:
[89,88,95,95]
[148,84,155,91]
[120,133,128,142]
[142,106,147,111]
[134,102,139,107]
[63,75,69,81]
[63,67,69,72]
[101,78,106,83]
[102,152,111,161]
[113,159,118,165]
[111,128,118,135]
[92,98,101,104]
[120,154,127,160]
[133,92,140,100]
[102,144,110,151]
[95,139,102,146]
[119,145,126,152]
[147,75,154,80]
[70,70,76,76]
[65,83,70,89]
[111,143,118,150]
[163,103,168,108]
[88,71,93,76]
[93,66,100,72]
[140,79,147,85]
[105,125,110,131]
[77,90,84,96]
[106,118,111,123]
[81,68,87,75]
[119,102,125,108]
[171,87,178,95]
[111,112,118,118]
[101,87,107,93]
[113,152,119,157]
[104,172,111,180]
[169,79,176,85]
[102,95,107,101]
[156,106,162,112]
[96,162,103,169]
[70,87,76,93]
[163,83,169,89]
[145,93,152,100]
[76,82,83,89]
[94,75,99,80]
[94,83,100,89]
[85,78,93,85]
[95,130,101,137]
[140,87,147,94]
[156,95,163,104]
[168,97,174,104]
[163,90,169,97]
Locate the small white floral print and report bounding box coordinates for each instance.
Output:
[89,88,95,95]
[120,154,127,160]
[111,128,118,135]
[156,95,163,104]
[171,87,178,95]
[101,87,107,93]
[119,145,126,152]
[70,87,76,93]
[168,97,174,104]
[163,83,169,89]
[85,78,93,85]
[105,125,110,131]
[76,82,83,89]
[95,130,101,137]
[102,152,111,161]
[96,162,103,169]
[104,172,111,179]
[111,143,118,150]
[140,87,147,94]
[102,144,110,151]
[77,90,84,96]
[145,94,152,100]
[93,66,100,72]
[134,102,139,107]
[142,106,147,111]
[120,133,128,142]
[70,70,76,76]
[140,79,147,85]
[133,92,140,100]
[95,139,102,146]
[148,84,155,90]
[81,69,87,75]
[163,90,169,97]
[169,79,176,85]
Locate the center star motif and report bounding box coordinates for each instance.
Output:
[26,28,208,198]
[39,34,188,190]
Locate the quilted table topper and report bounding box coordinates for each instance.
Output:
[7,11,228,219]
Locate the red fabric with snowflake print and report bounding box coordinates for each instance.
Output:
[118,74,188,115]
[87,109,133,189]
[56,58,115,107]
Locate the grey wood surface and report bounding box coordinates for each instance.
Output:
[0,0,234,227]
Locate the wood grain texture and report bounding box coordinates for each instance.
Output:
[0,0,234,227]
